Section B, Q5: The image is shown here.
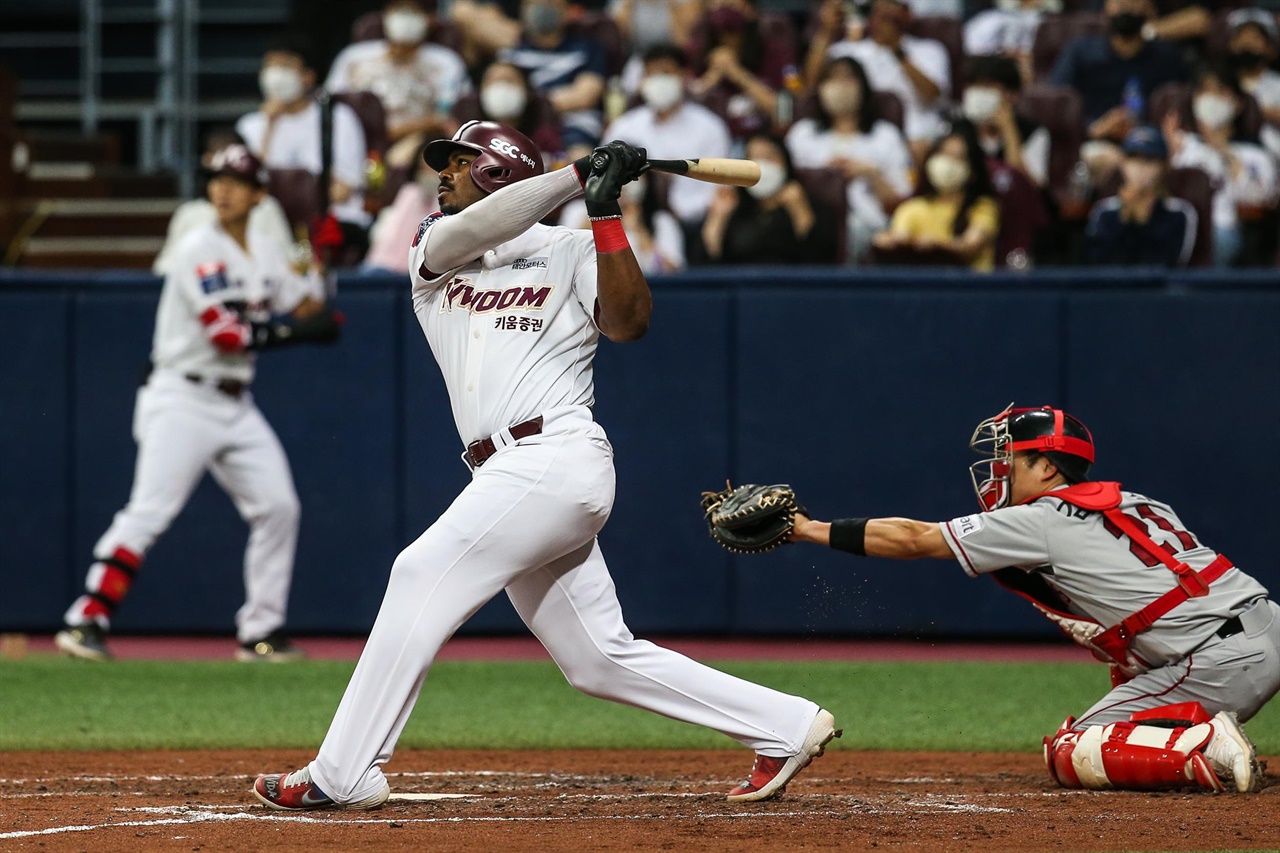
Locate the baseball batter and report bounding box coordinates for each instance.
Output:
[253,121,838,811]
[783,404,1279,793]
[55,145,343,663]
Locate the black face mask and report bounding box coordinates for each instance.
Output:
[1109,12,1147,38]
[1231,50,1268,71]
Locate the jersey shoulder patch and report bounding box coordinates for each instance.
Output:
[412,212,447,248]
[196,262,230,294]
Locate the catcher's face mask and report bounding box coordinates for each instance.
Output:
[969,404,1016,512]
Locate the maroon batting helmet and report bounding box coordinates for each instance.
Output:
[206,143,267,187]
[422,120,544,193]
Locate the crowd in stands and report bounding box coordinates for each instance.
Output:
[159,0,1280,274]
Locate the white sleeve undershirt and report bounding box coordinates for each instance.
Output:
[420,165,585,273]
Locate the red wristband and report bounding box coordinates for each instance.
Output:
[590,216,629,254]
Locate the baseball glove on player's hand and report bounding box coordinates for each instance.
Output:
[701,483,805,554]
[584,141,648,217]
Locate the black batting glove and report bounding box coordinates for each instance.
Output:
[583,142,648,218]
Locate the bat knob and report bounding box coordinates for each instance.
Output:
[590,151,611,173]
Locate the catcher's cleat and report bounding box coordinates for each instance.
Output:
[727,708,841,802]
[55,623,112,661]
[236,630,305,662]
[253,767,390,811]
[1204,711,1264,793]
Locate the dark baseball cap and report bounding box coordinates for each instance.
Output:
[206,144,268,187]
[1122,126,1168,161]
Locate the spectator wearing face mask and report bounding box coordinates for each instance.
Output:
[1050,0,1188,187]
[455,61,567,164]
[814,0,951,160]
[873,121,1001,271]
[785,56,912,263]
[701,132,839,264]
[687,0,795,141]
[237,40,372,244]
[1085,0,1210,45]
[499,0,610,154]
[1085,126,1197,266]
[1161,65,1278,268]
[964,0,1062,82]
[1226,9,1280,159]
[559,174,687,273]
[611,0,705,54]
[961,55,1050,188]
[326,0,470,165]
[604,44,731,226]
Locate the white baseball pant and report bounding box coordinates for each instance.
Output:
[308,405,819,804]
[1074,598,1280,728]
[65,370,300,643]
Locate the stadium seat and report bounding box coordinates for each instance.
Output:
[1166,166,1215,268]
[687,12,798,75]
[1015,83,1084,201]
[349,10,463,52]
[332,91,388,158]
[1032,13,1107,81]
[793,166,850,263]
[266,168,322,230]
[1148,82,1264,143]
[988,158,1049,267]
[908,16,964,93]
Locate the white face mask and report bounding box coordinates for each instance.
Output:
[480,81,528,120]
[641,74,684,112]
[818,81,860,117]
[926,154,970,193]
[748,160,787,199]
[259,66,305,103]
[384,10,429,45]
[1193,93,1237,129]
[1121,159,1163,191]
[962,87,1003,124]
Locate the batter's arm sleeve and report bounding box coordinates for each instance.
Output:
[939,503,1052,577]
[418,166,586,273]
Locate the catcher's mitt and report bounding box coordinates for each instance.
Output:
[701,482,805,554]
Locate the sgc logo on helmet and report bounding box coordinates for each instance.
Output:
[489,137,538,170]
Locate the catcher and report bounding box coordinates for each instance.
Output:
[702,404,1280,793]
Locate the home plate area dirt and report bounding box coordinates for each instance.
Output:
[2,750,1278,852]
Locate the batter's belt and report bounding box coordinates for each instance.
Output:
[465,416,544,469]
[184,373,249,399]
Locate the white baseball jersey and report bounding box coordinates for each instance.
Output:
[153,222,321,383]
[407,214,600,445]
[941,488,1270,669]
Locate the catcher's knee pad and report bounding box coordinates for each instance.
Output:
[1044,710,1225,792]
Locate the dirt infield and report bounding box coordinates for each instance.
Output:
[2,749,1278,852]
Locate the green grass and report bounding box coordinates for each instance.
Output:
[4,656,1280,753]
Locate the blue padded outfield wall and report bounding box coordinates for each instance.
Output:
[4,267,1279,638]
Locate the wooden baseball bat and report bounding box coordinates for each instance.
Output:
[646,158,761,187]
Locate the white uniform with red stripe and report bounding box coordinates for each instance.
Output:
[63,221,322,644]
[303,167,821,806]
[940,485,1280,791]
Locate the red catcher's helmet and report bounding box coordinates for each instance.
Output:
[422,120,544,194]
[968,404,1096,511]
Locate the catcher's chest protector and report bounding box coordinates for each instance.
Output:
[1011,482,1235,662]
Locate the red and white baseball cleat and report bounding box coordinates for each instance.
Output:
[252,767,390,811]
[727,708,842,802]
[1204,711,1264,793]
